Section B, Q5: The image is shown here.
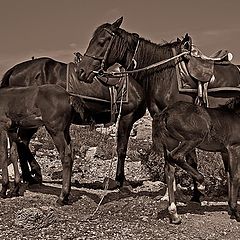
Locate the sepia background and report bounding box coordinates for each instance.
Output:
[0,0,239,75]
[0,1,240,239]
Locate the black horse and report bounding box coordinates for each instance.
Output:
[76,17,240,204]
[152,100,240,223]
[0,85,73,205]
[0,57,146,187]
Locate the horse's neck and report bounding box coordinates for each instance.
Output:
[130,39,176,85]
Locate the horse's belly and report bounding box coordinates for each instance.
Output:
[199,140,224,152]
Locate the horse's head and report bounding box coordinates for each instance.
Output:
[76,17,123,83]
[76,17,139,83]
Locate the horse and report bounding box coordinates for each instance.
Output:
[0,84,73,205]
[152,100,240,223]
[0,57,146,188]
[75,17,240,210]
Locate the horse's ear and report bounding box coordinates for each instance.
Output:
[177,37,181,42]
[181,33,192,51]
[112,17,123,30]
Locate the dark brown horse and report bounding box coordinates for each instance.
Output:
[0,57,146,188]
[76,17,240,204]
[0,85,73,205]
[152,100,240,223]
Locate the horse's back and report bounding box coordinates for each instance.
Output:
[155,102,211,142]
[37,85,69,103]
[1,57,67,88]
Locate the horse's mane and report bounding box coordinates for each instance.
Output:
[94,23,182,88]
[116,27,181,81]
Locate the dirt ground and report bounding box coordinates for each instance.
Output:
[1,113,240,240]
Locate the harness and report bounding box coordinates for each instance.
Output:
[82,27,240,108]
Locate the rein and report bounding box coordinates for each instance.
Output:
[93,51,189,77]
[84,28,116,71]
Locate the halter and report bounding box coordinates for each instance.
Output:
[84,28,116,73]
[84,27,140,76]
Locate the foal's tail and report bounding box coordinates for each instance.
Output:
[152,110,169,153]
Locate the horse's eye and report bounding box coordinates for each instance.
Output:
[98,38,106,47]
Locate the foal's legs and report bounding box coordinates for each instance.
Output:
[164,157,181,224]
[186,150,203,203]
[16,128,42,184]
[165,140,206,224]
[161,150,203,203]
[8,141,21,197]
[48,128,73,205]
[169,140,204,184]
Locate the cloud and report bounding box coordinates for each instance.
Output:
[69,43,77,48]
[203,28,240,37]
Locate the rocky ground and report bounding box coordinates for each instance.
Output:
[1,112,240,239]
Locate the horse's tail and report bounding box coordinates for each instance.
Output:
[0,67,14,88]
[152,110,169,153]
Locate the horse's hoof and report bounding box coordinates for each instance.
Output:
[56,198,69,206]
[197,183,205,195]
[103,177,118,190]
[24,176,41,185]
[119,185,133,193]
[236,216,240,222]
[190,197,201,204]
[9,191,20,198]
[0,193,7,199]
[115,176,126,189]
[31,172,43,185]
[115,179,124,189]
[56,199,65,206]
[233,212,240,222]
[170,217,182,225]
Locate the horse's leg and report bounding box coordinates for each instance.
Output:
[165,160,181,224]
[169,140,204,187]
[9,141,21,197]
[0,131,9,198]
[226,147,240,221]
[161,147,177,201]
[48,128,73,205]
[160,149,202,203]
[221,151,231,207]
[17,128,42,184]
[186,150,203,203]
[115,114,137,187]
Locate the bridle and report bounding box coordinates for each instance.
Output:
[83,27,140,76]
[84,28,116,75]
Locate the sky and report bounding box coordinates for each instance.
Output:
[0,0,240,72]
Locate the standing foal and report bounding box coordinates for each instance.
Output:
[153,100,240,224]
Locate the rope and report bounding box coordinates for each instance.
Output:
[95,51,189,77]
[89,80,126,218]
